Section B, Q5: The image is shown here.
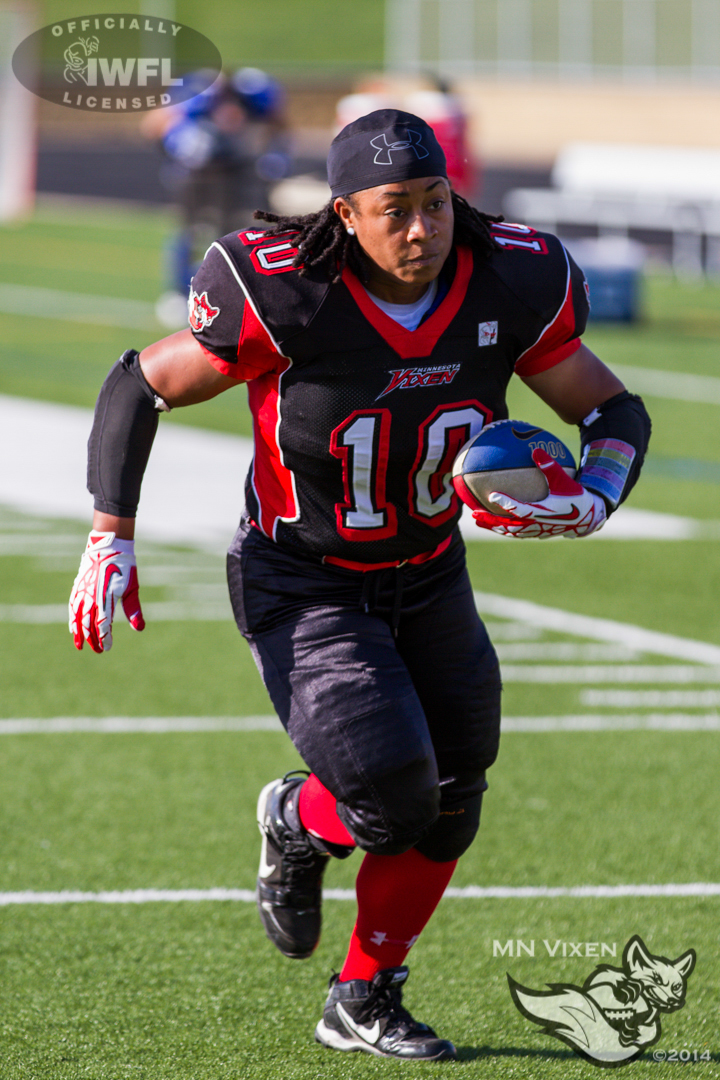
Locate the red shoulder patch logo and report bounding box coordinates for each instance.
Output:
[188,289,220,331]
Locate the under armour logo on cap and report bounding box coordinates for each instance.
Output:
[370,129,430,165]
[327,108,447,198]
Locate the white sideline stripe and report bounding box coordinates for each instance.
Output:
[582,689,720,707]
[0,395,253,551]
[444,883,720,899]
[0,889,258,906]
[495,643,638,661]
[0,717,283,734]
[0,284,158,330]
[501,665,720,683]
[0,601,233,624]
[0,395,714,545]
[2,883,719,906]
[1,715,718,735]
[611,363,720,406]
[502,714,720,731]
[475,592,720,665]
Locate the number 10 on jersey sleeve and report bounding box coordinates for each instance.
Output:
[330,403,490,541]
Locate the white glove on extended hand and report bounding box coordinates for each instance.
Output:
[472,448,608,539]
[69,532,145,652]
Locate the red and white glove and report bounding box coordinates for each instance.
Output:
[472,448,608,539]
[69,531,145,652]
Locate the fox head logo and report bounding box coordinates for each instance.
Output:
[188,289,220,332]
[509,934,696,1067]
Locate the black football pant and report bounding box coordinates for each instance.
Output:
[227,519,502,861]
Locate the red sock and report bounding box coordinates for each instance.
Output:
[339,848,457,982]
[298,773,355,847]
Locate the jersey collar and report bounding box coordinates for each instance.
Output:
[342,246,473,360]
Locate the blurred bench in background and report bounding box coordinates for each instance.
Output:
[505,143,720,279]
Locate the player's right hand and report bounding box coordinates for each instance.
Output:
[69,531,145,653]
[471,449,607,539]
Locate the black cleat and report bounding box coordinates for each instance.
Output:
[314,967,457,1060]
[256,772,330,959]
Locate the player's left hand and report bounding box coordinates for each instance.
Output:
[69,531,145,652]
[472,448,608,539]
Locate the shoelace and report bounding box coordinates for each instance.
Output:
[356,985,420,1036]
[282,836,326,881]
[268,823,327,896]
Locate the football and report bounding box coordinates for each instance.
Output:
[452,419,577,514]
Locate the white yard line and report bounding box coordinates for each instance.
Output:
[474,592,720,665]
[582,689,720,707]
[0,284,158,330]
[0,395,713,545]
[501,665,720,682]
[0,717,283,734]
[0,601,233,623]
[0,395,252,551]
[1,883,718,906]
[611,363,720,405]
[501,714,720,730]
[1,714,718,735]
[444,883,720,898]
[0,889,258,906]
[496,643,638,660]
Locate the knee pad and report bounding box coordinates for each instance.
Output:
[414,783,486,863]
[336,757,441,857]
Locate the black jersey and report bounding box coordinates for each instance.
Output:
[188,223,589,563]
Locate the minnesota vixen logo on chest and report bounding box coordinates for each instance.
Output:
[376,364,461,399]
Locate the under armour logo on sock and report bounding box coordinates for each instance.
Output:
[370,930,420,949]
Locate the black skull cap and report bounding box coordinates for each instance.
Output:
[328,109,447,199]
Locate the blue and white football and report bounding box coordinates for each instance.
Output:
[452,419,576,513]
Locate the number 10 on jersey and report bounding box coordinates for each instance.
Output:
[330,402,490,540]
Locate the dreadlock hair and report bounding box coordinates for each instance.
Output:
[253,191,503,285]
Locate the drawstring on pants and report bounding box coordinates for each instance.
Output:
[359,565,405,638]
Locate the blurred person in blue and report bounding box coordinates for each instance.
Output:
[148,68,291,324]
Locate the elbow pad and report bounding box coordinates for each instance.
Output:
[87,349,170,518]
[577,391,651,513]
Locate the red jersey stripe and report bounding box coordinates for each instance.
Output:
[514,248,579,377]
[323,533,453,572]
[341,246,473,361]
[197,309,281,381]
[518,336,581,377]
[248,362,300,538]
[236,303,284,376]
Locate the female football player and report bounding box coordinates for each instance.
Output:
[69,110,650,1060]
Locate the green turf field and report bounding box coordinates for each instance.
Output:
[1,202,719,1077]
[40,0,386,71]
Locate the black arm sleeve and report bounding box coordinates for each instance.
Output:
[578,390,651,513]
[87,349,168,518]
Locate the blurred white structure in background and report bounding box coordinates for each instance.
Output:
[506,144,720,279]
[0,1,36,221]
[385,3,720,282]
[386,0,720,83]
